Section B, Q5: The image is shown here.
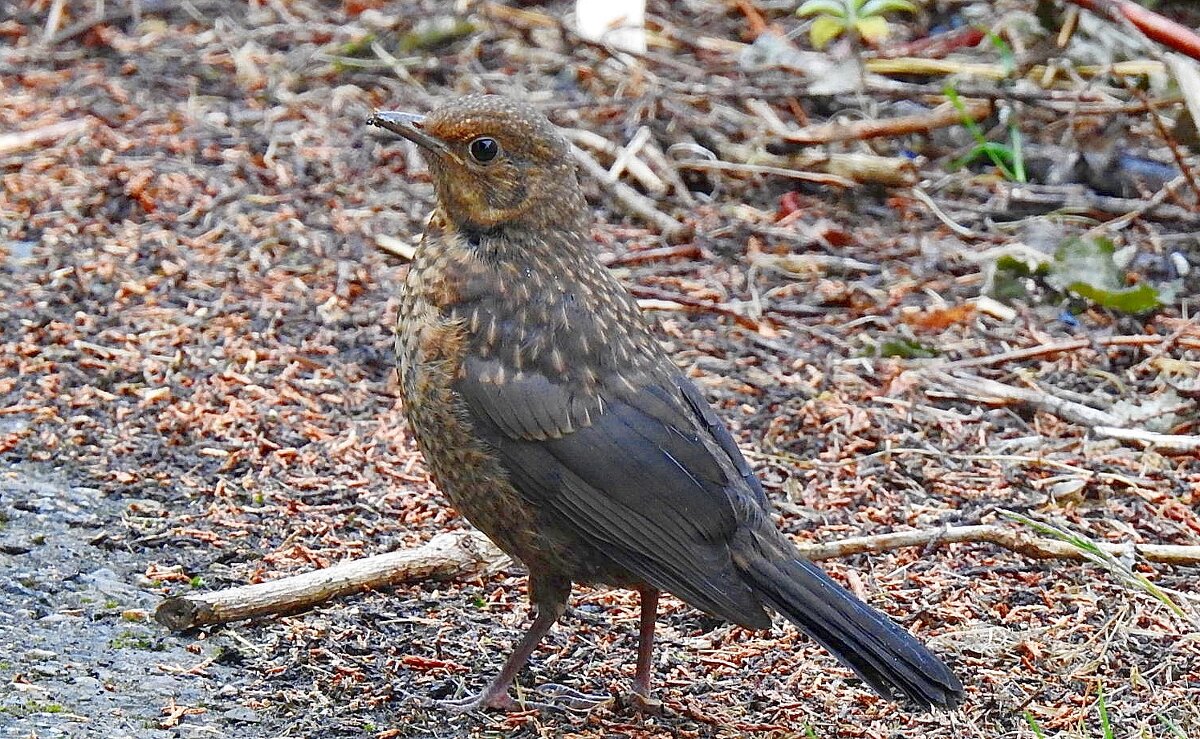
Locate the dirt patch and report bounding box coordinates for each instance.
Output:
[0,467,250,738]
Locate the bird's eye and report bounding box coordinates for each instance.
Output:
[468,136,500,164]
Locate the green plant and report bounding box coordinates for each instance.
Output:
[1001,510,1189,622]
[945,84,1026,182]
[990,237,1170,316]
[796,0,919,48]
[1025,684,1116,739]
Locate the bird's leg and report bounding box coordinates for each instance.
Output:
[438,577,569,713]
[628,586,664,712]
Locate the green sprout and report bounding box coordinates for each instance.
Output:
[797,0,920,49]
[945,84,1026,182]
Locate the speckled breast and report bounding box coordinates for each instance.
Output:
[393,245,529,547]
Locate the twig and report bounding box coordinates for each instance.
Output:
[718,144,916,187]
[674,158,856,188]
[631,285,770,334]
[1124,80,1200,208]
[794,523,1200,567]
[0,119,92,156]
[922,370,1124,428]
[1067,0,1200,62]
[600,243,702,267]
[154,531,508,631]
[1092,426,1200,451]
[910,187,988,240]
[564,128,667,196]
[155,523,1200,633]
[571,144,691,242]
[47,0,224,45]
[776,99,992,145]
[375,234,416,261]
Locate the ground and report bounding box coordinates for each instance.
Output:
[1,1,1199,738]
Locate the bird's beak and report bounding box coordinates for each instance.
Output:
[367,111,447,155]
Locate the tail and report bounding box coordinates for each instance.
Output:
[734,532,963,710]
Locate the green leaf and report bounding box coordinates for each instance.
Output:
[1097,684,1113,739]
[797,0,848,18]
[1158,714,1189,739]
[855,15,891,43]
[1068,281,1161,314]
[1000,509,1189,622]
[859,0,919,17]
[1048,238,1163,314]
[809,15,847,48]
[989,255,1043,302]
[1024,711,1047,739]
[874,337,939,359]
[951,141,1018,181]
[1008,124,1026,182]
[986,31,1016,76]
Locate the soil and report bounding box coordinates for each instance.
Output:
[1,1,1199,738]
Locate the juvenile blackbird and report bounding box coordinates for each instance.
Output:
[368,95,963,712]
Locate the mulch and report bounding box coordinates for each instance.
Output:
[1,0,1198,736]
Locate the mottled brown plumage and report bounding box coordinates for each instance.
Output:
[368,95,963,713]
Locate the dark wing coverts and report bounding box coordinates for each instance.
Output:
[455,354,773,629]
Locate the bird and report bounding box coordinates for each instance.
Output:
[367,94,963,713]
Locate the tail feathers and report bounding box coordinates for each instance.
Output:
[736,537,963,710]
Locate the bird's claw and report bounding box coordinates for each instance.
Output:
[532,682,614,711]
[625,690,665,715]
[402,684,610,714]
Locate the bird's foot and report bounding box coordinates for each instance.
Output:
[533,683,614,711]
[433,688,519,714]
[414,684,610,714]
[394,684,519,714]
[625,690,664,715]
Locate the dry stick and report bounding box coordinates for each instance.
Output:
[1092,426,1200,451]
[600,243,702,267]
[0,119,91,156]
[748,95,990,146]
[155,524,1200,632]
[779,99,992,145]
[938,334,1200,371]
[563,128,668,197]
[675,158,857,188]
[718,143,915,187]
[374,234,416,261]
[154,531,508,632]
[794,525,1200,567]
[1125,80,1200,208]
[923,370,1125,428]
[571,144,691,243]
[630,285,768,333]
[1068,0,1200,62]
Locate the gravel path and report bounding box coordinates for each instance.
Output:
[0,467,255,739]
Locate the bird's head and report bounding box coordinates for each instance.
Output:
[369,94,586,233]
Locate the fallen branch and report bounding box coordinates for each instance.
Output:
[776,99,991,145]
[1093,426,1200,451]
[155,521,1200,633]
[571,144,692,243]
[921,369,1124,428]
[794,524,1200,567]
[1068,0,1200,62]
[720,143,917,187]
[0,119,91,157]
[937,334,1189,371]
[154,531,508,632]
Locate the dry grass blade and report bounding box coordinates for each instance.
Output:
[999,510,1195,626]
